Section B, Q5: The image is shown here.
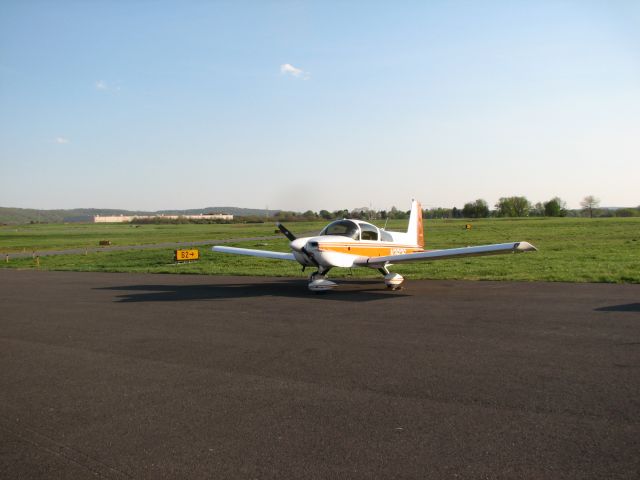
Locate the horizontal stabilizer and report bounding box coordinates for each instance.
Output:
[212,246,296,261]
[360,241,537,267]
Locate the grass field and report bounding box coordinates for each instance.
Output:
[0,222,322,253]
[1,218,639,283]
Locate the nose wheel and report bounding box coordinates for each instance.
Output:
[309,271,324,282]
[308,268,336,292]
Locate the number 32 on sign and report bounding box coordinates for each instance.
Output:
[175,249,199,262]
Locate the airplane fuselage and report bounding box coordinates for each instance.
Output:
[291,234,424,269]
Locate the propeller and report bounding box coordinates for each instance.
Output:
[276,222,296,241]
[277,222,320,268]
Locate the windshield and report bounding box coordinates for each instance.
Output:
[321,220,359,240]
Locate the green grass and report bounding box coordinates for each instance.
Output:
[0,221,322,253]
[1,218,639,283]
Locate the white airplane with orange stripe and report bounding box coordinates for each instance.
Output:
[213,200,537,292]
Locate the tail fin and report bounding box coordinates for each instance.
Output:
[407,199,424,248]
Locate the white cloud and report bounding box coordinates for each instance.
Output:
[54,137,70,144]
[95,80,121,92]
[280,63,310,80]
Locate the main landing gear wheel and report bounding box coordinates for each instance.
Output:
[384,273,404,290]
[379,266,404,290]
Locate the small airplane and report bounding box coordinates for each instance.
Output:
[212,200,537,292]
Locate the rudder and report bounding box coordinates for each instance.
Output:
[407,199,424,249]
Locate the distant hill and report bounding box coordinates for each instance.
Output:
[0,206,278,224]
[155,207,275,217]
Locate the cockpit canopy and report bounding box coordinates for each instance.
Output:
[320,220,360,240]
[320,220,382,241]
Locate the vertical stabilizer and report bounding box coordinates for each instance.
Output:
[407,199,424,248]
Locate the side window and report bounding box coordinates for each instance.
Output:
[360,223,379,241]
[380,230,393,242]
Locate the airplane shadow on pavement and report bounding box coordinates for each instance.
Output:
[97,279,409,303]
[595,303,640,313]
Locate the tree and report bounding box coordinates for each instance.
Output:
[580,195,600,218]
[462,199,490,218]
[425,207,452,219]
[543,197,567,217]
[302,210,318,220]
[388,206,408,220]
[531,202,545,217]
[319,210,333,220]
[495,196,531,217]
[614,208,638,218]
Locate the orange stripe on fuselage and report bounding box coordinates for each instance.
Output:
[317,242,424,257]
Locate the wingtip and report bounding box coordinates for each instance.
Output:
[515,241,537,252]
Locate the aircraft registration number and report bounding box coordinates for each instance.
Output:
[390,248,407,255]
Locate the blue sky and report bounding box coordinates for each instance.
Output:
[1,1,639,211]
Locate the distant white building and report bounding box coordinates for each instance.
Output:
[93,213,233,223]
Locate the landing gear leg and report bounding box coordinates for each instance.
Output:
[310,266,332,282]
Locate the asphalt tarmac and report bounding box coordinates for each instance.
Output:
[1,270,638,479]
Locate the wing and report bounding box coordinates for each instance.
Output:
[212,246,297,261]
[357,242,537,267]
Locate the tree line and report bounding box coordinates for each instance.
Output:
[453,195,639,219]
[126,195,638,224]
[234,195,638,223]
